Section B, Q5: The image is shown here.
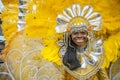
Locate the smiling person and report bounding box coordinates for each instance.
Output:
[62,24,89,70]
[71,27,88,48]
[56,4,109,80]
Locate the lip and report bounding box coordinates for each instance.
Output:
[75,37,86,43]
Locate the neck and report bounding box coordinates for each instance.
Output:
[77,44,87,54]
[77,43,87,48]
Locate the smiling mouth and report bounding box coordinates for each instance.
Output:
[76,39,84,43]
[76,38,86,43]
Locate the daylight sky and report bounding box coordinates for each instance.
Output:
[0,0,4,12]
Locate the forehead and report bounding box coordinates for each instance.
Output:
[70,27,88,33]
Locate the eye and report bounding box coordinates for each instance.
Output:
[80,31,88,35]
[73,31,79,35]
[81,31,86,34]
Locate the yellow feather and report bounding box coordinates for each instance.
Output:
[1,0,120,67]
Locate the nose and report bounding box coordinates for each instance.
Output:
[77,33,83,37]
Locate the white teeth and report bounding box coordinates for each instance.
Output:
[76,39,84,42]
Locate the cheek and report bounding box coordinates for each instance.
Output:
[71,36,76,43]
[82,34,87,38]
[71,35,76,40]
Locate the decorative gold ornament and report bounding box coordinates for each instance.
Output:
[55,4,102,33]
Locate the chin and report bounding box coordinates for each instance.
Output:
[76,43,86,47]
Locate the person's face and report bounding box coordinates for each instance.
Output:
[71,29,88,48]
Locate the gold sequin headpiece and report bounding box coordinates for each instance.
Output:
[55,4,102,33]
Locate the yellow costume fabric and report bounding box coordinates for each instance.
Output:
[0,0,120,80]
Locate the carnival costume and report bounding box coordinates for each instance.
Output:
[0,0,120,80]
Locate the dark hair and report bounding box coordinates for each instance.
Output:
[62,35,81,70]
